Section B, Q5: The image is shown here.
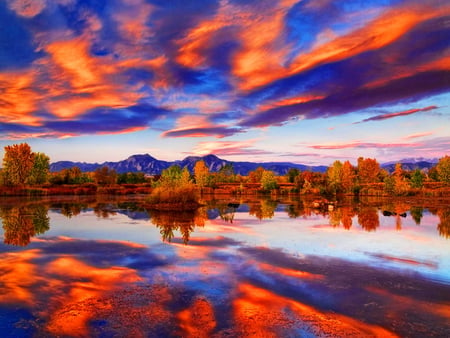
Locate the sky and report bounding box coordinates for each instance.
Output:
[0,0,449,166]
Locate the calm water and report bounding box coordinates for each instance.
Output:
[0,195,449,337]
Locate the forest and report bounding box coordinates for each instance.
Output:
[1,142,449,198]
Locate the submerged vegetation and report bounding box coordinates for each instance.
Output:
[0,143,449,202]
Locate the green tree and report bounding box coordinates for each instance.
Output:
[28,152,50,185]
[158,165,182,187]
[410,169,424,189]
[286,168,300,184]
[2,143,35,186]
[436,155,450,184]
[261,170,278,191]
[219,163,235,182]
[383,175,395,195]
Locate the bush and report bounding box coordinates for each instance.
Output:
[147,185,199,209]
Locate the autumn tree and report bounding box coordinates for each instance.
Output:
[28,152,50,185]
[194,160,209,188]
[248,167,265,184]
[261,170,278,191]
[393,163,408,195]
[341,161,356,194]
[357,157,380,184]
[436,155,450,184]
[2,143,35,186]
[94,166,117,185]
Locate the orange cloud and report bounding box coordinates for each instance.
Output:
[258,94,325,112]
[42,37,150,118]
[232,2,449,91]
[112,0,154,44]
[0,71,42,125]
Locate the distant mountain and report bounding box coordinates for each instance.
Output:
[50,154,437,176]
[50,153,328,175]
[381,159,438,173]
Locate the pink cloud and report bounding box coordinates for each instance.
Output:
[309,141,421,150]
[403,132,434,140]
[355,106,438,124]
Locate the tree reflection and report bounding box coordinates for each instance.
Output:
[410,207,423,225]
[217,203,238,223]
[0,204,50,246]
[150,208,207,244]
[329,206,355,230]
[58,203,88,218]
[437,208,450,239]
[248,199,277,220]
[357,207,380,232]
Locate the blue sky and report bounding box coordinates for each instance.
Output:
[0,0,449,165]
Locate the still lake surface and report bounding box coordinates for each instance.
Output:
[0,195,449,337]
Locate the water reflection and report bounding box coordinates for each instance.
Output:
[1,196,450,247]
[0,204,49,246]
[151,208,207,244]
[0,195,449,337]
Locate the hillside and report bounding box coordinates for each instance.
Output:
[50,154,437,176]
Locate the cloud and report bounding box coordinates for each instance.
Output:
[403,132,434,140]
[309,141,421,150]
[0,0,448,161]
[191,139,271,156]
[354,106,438,124]
[6,0,46,18]
[162,126,242,138]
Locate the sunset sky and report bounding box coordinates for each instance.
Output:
[0,0,449,165]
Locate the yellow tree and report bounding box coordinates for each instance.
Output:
[194,160,209,188]
[327,160,343,194]
[28,152,50,185]
[2,143,34,186]
[436,155,450,184]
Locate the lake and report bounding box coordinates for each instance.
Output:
[0,195,449,337]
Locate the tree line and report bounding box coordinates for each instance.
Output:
[1,143,449,196]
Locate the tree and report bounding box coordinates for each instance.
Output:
[286,168,300,184]
[217,163,235,183]
[94,166,117,185]
[261,170,278,191]
[158,165,182,187]
[341,161,356,194]
[357,157,380,184]
[194,160,209,188]
[28,152,50,185]
[248,167,265,184]
[410,169,424,189]
[2,143,35,186]
[327,160,343,194]
[393,163,408,195]
[436,155,450,184]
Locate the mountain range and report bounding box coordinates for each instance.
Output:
[49,154,438,176]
